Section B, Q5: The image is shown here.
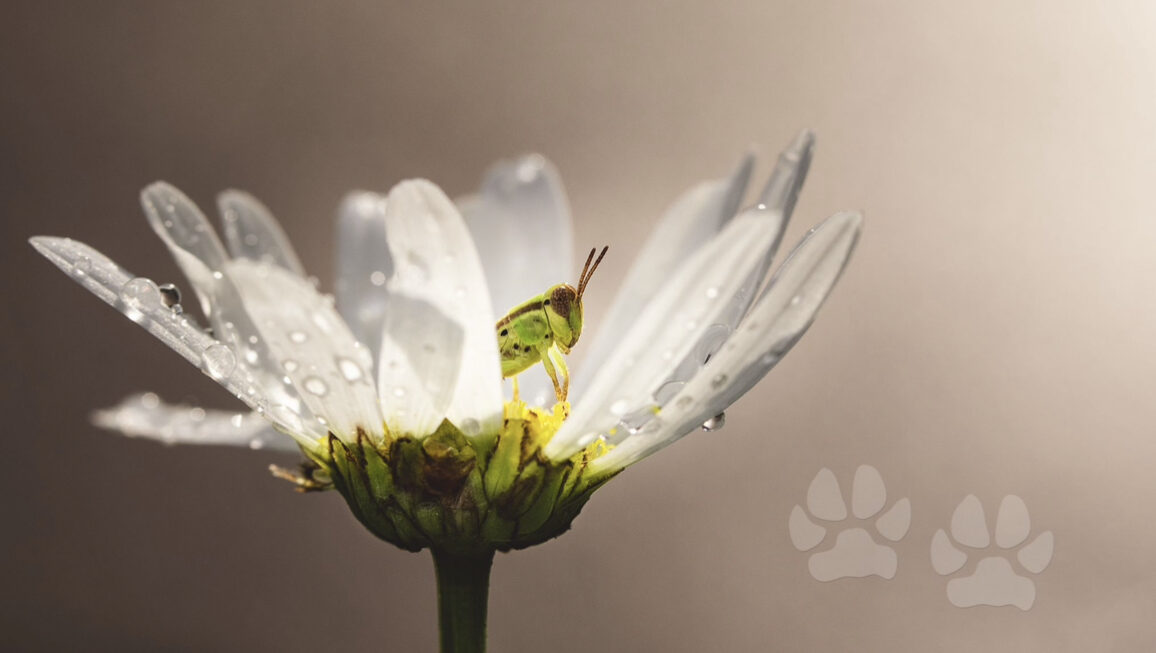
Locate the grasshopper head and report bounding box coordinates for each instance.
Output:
[546,246,608,353]
[545,284,581,352]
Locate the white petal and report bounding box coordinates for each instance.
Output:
[226,260,383,441]
[28,236,320,448]
[575,152,753,396]
[378,180,503,437]
[334,191,393,358]
[545,209,782,459]
[218,190,306,276]
[93,393,296,452]
[584,211,861,472]
[652,132,815,394]
[141,183,328,440]
[459,154,574,319]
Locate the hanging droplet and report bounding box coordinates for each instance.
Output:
[289,330,308,344]
[459,418,481,436]
[230,413,245,428]
[370,270,387,286]
[701,412,726,432]
[283,359,299,373]
[201,343,237,380]
[158,283,181,308]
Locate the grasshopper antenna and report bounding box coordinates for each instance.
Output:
[577,246,609,301]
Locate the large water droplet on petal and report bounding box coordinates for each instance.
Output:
[337,357,363,382]
[303,376,328,396]
[201,344,237,380]
[120,277,162,322]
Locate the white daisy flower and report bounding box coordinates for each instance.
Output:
[31,130,859,650]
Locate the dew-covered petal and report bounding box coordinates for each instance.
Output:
[378,180,503,437]
[227,259,383,441]
[218,190,306,276]
[652,132,815,394]
[545,209,783,459]
[335,191,393,358]
[141,183,327,439]
[575,152,753,395]
[584,211,861,472]
[28,236,323,448]
[458,154,573,320]
[93,393,297,452]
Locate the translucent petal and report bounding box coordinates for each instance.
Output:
[458,154,574,320]
[141,183,327,440]
[545,210,783,459]
[218,190,306,276]
[654,131,815,394]
[378,180,503,437]
[334,191,393,358]
[575,152,753,395]
[28,236,320,448]
[93,393,296,452]
[227,259,384,441]
[585,211,861,472]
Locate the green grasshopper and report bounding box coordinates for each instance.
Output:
[497,246,609,403]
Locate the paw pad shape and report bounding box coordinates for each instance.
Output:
[789,465,911,581]
[930,495,1054,610]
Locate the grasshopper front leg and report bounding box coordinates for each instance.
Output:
[537,343,569,403]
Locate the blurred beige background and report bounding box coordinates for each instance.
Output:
[4,1,1156,650]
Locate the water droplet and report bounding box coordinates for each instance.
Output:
[188,407,206,421]
[337,357,362,382]
[243,233,259,247]
[248,438,265,450]
[201,344,237,380]
[370,270,386,286]
[289,331,308,344]
[675,395,693,410]
[790,295,802,306]
[311,313,332,333]
[705,286,719,299]
[120,277,162,321]
[701,412,726,432]
[460,418,481,436]
[711,373,728,389]
[140,392,160,409]
[609,399,629,416]
[212,270,224,280]
[283,359,299,373]
[230,413,245,428]
[158,283,181,308]
[516,158,541,182]
[248,335,259,345]
[654,381,685,405]
[74,256,92,276]
[303,377,328,396]
[392,387,406,398]
[282,375,293,385]
[244,348,259,365]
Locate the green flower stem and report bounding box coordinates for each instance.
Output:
[432,548,495,653]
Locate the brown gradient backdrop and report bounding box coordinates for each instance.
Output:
[4,1,1156,651]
